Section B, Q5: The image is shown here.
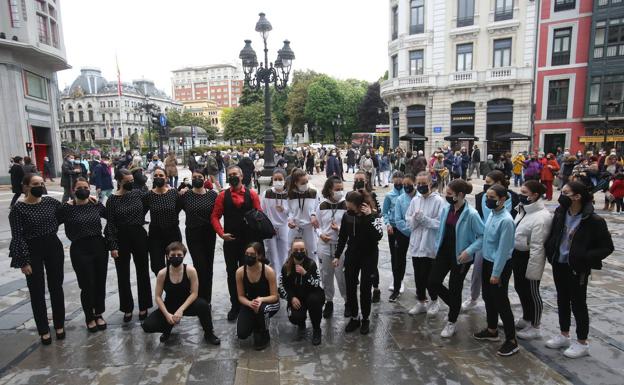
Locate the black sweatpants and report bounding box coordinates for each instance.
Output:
[392,231,409,293]
[428,255,471,323]
[148,225,182,276]
[70,236,108,322]
[287,290,325,330]
[345,251,377,320]
[25,235,65,335]
[482,259,515,341]
[223,239,247,310]
[115,225,152,312]
[552,262,590,340]
[142,297,214,335]
[512,250,543,326]
[186,226,216,303]
[237,302,280,339]
[412,257,436,302]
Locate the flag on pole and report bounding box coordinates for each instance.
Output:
[116,55,122,96]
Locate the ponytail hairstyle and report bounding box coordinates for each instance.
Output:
[566,180,593,205]
[245,242,268,264]
[284,237,308,276]
[287,168,307,196]
[486,170,510,189]
[523,180,546,199]
[447,179,473,198]
[345,190,375,213]
[353,170,372,192]
[489,184,508,199]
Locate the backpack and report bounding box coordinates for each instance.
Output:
[205,156,218,175]
[226,188,275,240]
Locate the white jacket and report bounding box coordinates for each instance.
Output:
[315,197,347,253]
[288,188,320,228]
[405,191,447,258]
[514,200,553,280]
[261,187,289,227]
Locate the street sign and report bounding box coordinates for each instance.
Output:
[159,114,167,127]
[433,126,442,133]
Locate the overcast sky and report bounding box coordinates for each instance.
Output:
[56,0,389,95]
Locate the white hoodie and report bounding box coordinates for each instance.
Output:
[405,191,447,258]
[315,197,347,253]
[514,200,553,280]
[261,187,289,227]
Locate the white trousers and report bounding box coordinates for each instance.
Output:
[264,224,290,273]
[318,242,346,302]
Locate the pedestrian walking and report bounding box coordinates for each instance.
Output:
[512,152,525,187]
[92,156,114,203]
[9,156,25,208]
[43,156,54,182]
[61,154,80,203]
[287,169,320,264]
[22,156,38,175]
[469,145,481,180]
[382,172,404,301]
[164,152,178,188]
[540,153,560,201]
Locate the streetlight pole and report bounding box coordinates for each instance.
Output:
[603,100,622,152]
[136,96,159,156]
[332,114,343,144]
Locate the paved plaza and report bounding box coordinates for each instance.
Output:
[0,169,623,385]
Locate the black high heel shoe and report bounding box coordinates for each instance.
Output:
[41,334,52,345]
[123,313,132,323]
[55,329,66,340]
[86,321,98,333]
[95,315,107,330]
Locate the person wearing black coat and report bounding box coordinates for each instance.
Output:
[543,181,613,358]
[237,154,255,188]
[9,156,25,208]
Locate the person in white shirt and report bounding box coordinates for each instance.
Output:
[315,176,347,319]
[405,172,447,316]
[261,169,290,274]
[287,169,320,263]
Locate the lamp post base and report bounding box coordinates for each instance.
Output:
[257,175,273,195]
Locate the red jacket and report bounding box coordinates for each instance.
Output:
[210,186,262,237]
[609,179,624,199]
[540,159,560,182]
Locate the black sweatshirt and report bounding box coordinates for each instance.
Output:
[334,212,384,259]
[278,258,322,302]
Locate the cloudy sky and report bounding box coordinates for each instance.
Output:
[56,0,389,95]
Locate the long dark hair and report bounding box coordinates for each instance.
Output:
[288,168,307,196]
[283,238,310,276]
[246,242,268,264]
[566,181,593,205]
[322,176,342,199]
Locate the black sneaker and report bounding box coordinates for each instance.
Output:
[371,289,381,303]
[227,307,239,322]
[360,319,370,335]
[388,291,400,303]
[312,328,322,346]
[473,328,500,342]
[204,331,221,345]
[497,339,520,357]
[343,305,352,318]
[254,330,270,351]
[323,301,334,319]
[345,318,361,333]
[159,332,171,342]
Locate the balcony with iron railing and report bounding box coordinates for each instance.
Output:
[551,51,571,66]
[547,105,568,120]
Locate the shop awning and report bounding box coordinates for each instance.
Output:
[579,136,624,143]
[495,132,531,141]
[399,133,428,142]
[444,131,479,141]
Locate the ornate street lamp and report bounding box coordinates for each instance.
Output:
[331,114,343,144]
[239,12,295,176]
[602,94,622,152]
[135,95,160,155]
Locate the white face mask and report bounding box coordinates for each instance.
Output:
[332,191,344,201]
[297,183,309,192]
[273,180,285,190]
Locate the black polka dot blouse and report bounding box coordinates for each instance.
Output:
[180,189,218,230]
[58,201,107,242]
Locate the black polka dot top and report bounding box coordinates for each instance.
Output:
[180,189,218,230]
[144,188,181,229]
[58,201,106,242]
[105,189,147,250]
[9,196,61,268]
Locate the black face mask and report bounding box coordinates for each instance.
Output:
[354,180,366,190]
[293,251,306,263]
[403,185,415,194]
[228,175,240,187]
[244,255,257,267]
[168,256,183,267]
[519,195,533,205]
[123,182,134,191]
[192,178,204,188]
[75,188,90,200]
[558,194,572,208]
[483,184,491,192]
[30,186,44,198]
[446,196,456,205]
[394,183,403,191]
[485,198,499,210]
[417,185,429,195]
[153,177,165,188]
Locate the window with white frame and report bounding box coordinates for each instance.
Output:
[494,0,513,21]
[456,43,473,71]
[409,50,424,75]
[410,0,425,34]
[493,38,512,67]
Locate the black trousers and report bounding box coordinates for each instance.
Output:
[552,262,590,340]
[70,236,108,322]
[345,250,376,320]
[148,225,182,276]
[115,225,152,312]
[142,298,214,335]
[237,302,280,339]
[512,250,543,326]
[393,231,409,292]
[186,226,217,303]
[223,238,247,310]
[412,257,436,301]
[287,290,325,330]
[25,235,65,335]
[428,255,471,323]
[482,259,515,340]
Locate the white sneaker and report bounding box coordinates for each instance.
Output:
[408,302,427,315]
[563,341,590,358]
[461,299,478,312]
[546,334,571,349]
[515,319,530,330]
[427,300,440,316]
[441,322,456,338]
[516,325,541,340]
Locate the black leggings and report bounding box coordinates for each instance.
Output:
[512,250,542,326]
[482,259,515,340]
[552,262,590,340]
[25,235,65,335]
[186,226,216,303]
[392,231,409,293]
[148,225,182,276]
[223,239,246,310]
[142,298,214,335]
[428,255,471,323]
[412,257,436,302]
[345,251,376,320]
[70,236,108,322]
[287,290,325,330]
[115,225,152,313]
[237,302,280,339]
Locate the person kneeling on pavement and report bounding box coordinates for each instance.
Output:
[141,242,220,345]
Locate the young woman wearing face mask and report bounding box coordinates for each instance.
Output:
[334,190,384,335]
[287,169,320,264]
[389,174,417,302]
[141,242,220,345]
[58,178,108,333]
[473,184,518,357]
[382,171,404,300]
[106,169,152,322]
[278,239,325,345]
[315,176,347,318]
[261,169,290,271]
[179,170,218,303]
[405,172,446,316]
[512,181,552,340]
[236,243,280,350]
[429,179,484,338]
[9,174,65,344]
[543,181,613,358]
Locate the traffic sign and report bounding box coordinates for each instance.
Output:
[159,114,167,127]
[433,126,442,133]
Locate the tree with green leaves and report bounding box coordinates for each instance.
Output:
[165,109,218,140]
[357,82,388,132]
[222,102,282,144]
[239,84,263,106]
[284,70,322,132]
